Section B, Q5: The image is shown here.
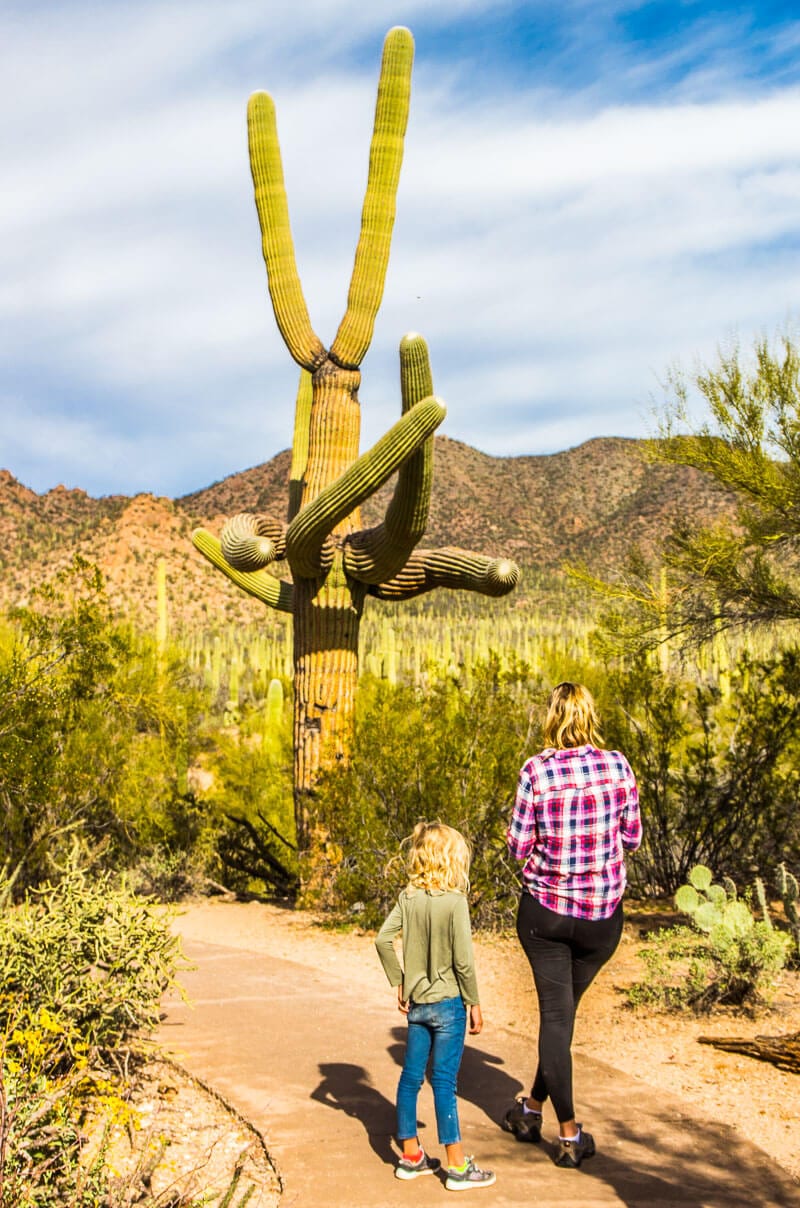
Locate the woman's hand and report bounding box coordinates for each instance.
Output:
[397,987,410,1014]
[468,1004,483,1034]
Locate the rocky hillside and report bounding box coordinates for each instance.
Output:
[0,437,733,630]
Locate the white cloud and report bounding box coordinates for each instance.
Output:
[2,2,800,496]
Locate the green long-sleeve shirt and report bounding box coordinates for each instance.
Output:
[375,888,480,1006]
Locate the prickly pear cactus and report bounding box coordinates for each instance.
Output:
[192,27,520,871]
[675,865,756,938]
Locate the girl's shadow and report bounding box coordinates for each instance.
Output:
[389,1027,523,1124]
[310,1062,398,1166]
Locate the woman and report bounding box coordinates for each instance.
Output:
[503,682,641,1168]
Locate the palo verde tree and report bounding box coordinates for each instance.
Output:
[192,27,520,866]
[571,331,800,651]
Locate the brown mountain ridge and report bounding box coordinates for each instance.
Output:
[0,437,732,630]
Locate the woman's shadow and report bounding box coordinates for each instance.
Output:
[388,1026,523,1125]
[310,1063,398,1167]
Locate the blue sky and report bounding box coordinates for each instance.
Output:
[3,0,800,498]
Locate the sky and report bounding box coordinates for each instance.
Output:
[3,0,800,499]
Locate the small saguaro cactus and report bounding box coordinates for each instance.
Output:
[192,27,519,873]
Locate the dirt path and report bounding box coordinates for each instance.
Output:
[158,900,800,1206]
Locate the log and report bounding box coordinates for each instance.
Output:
[698,1029,800,1073]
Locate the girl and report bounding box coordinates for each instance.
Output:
[505,682,642,1168]
[375,822,495,1191]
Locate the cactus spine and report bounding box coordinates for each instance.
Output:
[192,28,520,871]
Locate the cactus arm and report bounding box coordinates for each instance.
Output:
[368,547,521,600]
[289,368,313,521]
[286,395,446,578]
[192,528,294,613]
[220,513,287,571]
[247,92,327,371]
[329,27,414,369]
[342,333,435,583]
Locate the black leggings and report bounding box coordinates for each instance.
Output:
[516,893,623,1123]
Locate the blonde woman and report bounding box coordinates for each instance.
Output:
[504,683,642,1168]
[375,822,495,1191]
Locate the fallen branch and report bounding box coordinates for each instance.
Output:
[698,1029,800,1073]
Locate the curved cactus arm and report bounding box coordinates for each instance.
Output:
[286,395,446,578]
[342,334,435,583]
[289,368,313,521]
[329,27,414,370]
[192,529,294,613]
[368,547,521,601]
[247,92,327,372]
[221,513,287,571]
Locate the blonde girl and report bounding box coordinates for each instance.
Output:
[375,823,495,1191]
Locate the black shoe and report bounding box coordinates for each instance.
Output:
[501,1097,542,1143]
[554,1127,595,1168]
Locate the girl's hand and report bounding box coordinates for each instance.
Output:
[397,988,410,1014]
[468,1004,483,1034]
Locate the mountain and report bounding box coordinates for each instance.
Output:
[0,437,733,630]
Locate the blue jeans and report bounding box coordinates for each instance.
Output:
[396,996,466,1147]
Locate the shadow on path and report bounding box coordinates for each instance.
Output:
[311,1063,397,1168]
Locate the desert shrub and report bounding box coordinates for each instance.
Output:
[0,859,184,1205]
[603,650,800,894]
[627,865,791,1012]
[200,700,297,898]
[0,559,214,897]
[315,657,539,929]
[0,857,184,1057]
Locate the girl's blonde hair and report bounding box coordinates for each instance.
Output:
[543,682,603,749]
[403,822,471,894]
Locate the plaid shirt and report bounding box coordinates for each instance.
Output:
[507,745,642,920]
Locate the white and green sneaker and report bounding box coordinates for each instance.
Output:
[445,1157,496,1192]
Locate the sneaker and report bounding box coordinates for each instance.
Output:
[554,1127,595,1168]
[395,1150,441,1180]
[445,1157,496,1191]
[501,1097,542,1143]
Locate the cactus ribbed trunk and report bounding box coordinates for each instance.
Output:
[292,360,366,846]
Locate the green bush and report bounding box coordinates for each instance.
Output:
[628,865,791,1012]
[315,657,539,929]
[0,859,185,1204]
[0,858,184,1056]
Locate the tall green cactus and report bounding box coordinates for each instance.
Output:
[192,27,520,868]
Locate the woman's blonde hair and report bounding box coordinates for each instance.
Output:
[402,822,471,894]
[543,682,603,749]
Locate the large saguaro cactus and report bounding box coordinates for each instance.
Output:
[193,27,519,866]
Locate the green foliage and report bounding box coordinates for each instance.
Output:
[202,697,298,898]
[0,558,210,896]
[315,657,539,929]
[602,650,800,893]
[628,865,791,1012]
[0,857,184,1057]
[572,331,800,651]
[0,860,184,1205]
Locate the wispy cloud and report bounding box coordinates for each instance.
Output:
[2,1,800,496]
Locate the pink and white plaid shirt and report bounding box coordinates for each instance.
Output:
[507,745,642,920]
